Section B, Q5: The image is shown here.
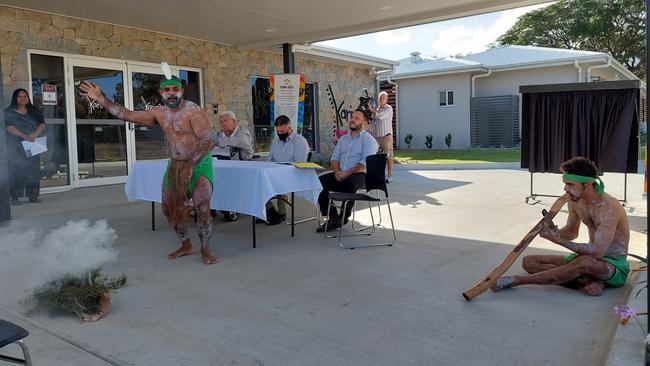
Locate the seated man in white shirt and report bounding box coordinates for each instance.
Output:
[211,111,254,221]
[259,114,310,225]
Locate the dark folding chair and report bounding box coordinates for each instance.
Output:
[0,320,32,365]
[325,153,396,249]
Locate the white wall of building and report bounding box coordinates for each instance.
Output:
[395,63,636,150]
[397,73,471,149]
[473,65,580,97]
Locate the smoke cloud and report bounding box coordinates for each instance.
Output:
[0,220,119,300]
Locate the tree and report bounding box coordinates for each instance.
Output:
[497,0,646,78]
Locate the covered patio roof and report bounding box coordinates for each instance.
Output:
[0,0,551,50]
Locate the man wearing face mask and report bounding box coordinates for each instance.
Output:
[80,74,218,265]
[261,115,310,225]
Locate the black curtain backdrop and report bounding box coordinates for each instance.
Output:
[521,87,639,174]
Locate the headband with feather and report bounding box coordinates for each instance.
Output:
[159,62,182,88]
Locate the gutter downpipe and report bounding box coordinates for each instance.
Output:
[470,68,491,148]
[574,59,583,82]
[586,56,611,82]
[471,67,492,98]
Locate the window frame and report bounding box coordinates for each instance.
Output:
[439,90,455,107]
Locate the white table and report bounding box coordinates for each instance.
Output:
[125,159,323,247]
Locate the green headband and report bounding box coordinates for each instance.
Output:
[562,173,605,196]
[160,79,182,89]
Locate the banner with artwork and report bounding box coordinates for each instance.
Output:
[270,74,305,130]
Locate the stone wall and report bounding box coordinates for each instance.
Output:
[0,6,376,155]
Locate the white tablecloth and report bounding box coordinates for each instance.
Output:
[125,159,322,220]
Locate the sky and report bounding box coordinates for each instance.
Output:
[317,3,552,61]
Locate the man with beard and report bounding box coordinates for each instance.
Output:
[316,108,378,232]
[80,75,218,265]
[491,157,630,296]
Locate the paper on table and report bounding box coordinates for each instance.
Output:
[291,162,324,169]
[21,137,47,158]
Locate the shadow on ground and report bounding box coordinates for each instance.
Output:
[0,210,632,366]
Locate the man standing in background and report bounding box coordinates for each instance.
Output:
[368,91,394,183]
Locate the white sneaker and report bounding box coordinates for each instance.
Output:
[386,175,393,183]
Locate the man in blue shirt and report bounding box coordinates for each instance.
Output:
[262,114,310,225]
[316,108,379,232]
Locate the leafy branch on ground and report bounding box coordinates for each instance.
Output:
[24,267,127,319]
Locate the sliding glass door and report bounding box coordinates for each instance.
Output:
[68,59,131,186]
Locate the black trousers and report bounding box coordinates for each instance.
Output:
[9,146,41,200]
[318,172,365,219]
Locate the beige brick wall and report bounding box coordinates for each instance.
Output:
[0,6,376,155]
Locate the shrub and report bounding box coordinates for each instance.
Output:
[404,133,414,148]
[444,133,452,150]
[425,135,433,149]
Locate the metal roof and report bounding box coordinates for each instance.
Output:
[387,46,635,80]
[463,45,605,67]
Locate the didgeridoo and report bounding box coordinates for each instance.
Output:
[462,193,570,301]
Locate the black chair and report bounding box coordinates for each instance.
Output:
[325,153,396,249]
[0,319,32,365]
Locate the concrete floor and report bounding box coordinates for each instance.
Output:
[0,165,646,366]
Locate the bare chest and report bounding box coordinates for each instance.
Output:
[158,111,192,136]
[574,204,603,229]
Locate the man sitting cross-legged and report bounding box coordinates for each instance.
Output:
[491,157,630,296]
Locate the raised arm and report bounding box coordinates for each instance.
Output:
[188,109,215,164]
[558,202,581,240]
[79,81,157,127]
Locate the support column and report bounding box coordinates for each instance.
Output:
[643,0,650,314]
[282,43,295,73]
[0,55,10,222]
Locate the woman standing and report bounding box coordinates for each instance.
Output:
[5,88,45,205]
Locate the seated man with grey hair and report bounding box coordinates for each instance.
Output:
[212,111,254,161]
[211,111,254,221]
[258,114,310,225]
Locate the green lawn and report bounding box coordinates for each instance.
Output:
[393,149,521,164]
[394,146,647,164]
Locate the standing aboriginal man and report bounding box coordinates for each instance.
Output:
[492,157,630,296]
[80,74,218,265]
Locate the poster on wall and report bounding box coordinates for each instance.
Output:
[42,84,57,106]
[270,73,305,130]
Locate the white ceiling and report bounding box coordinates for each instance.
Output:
[2,0,550,50]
